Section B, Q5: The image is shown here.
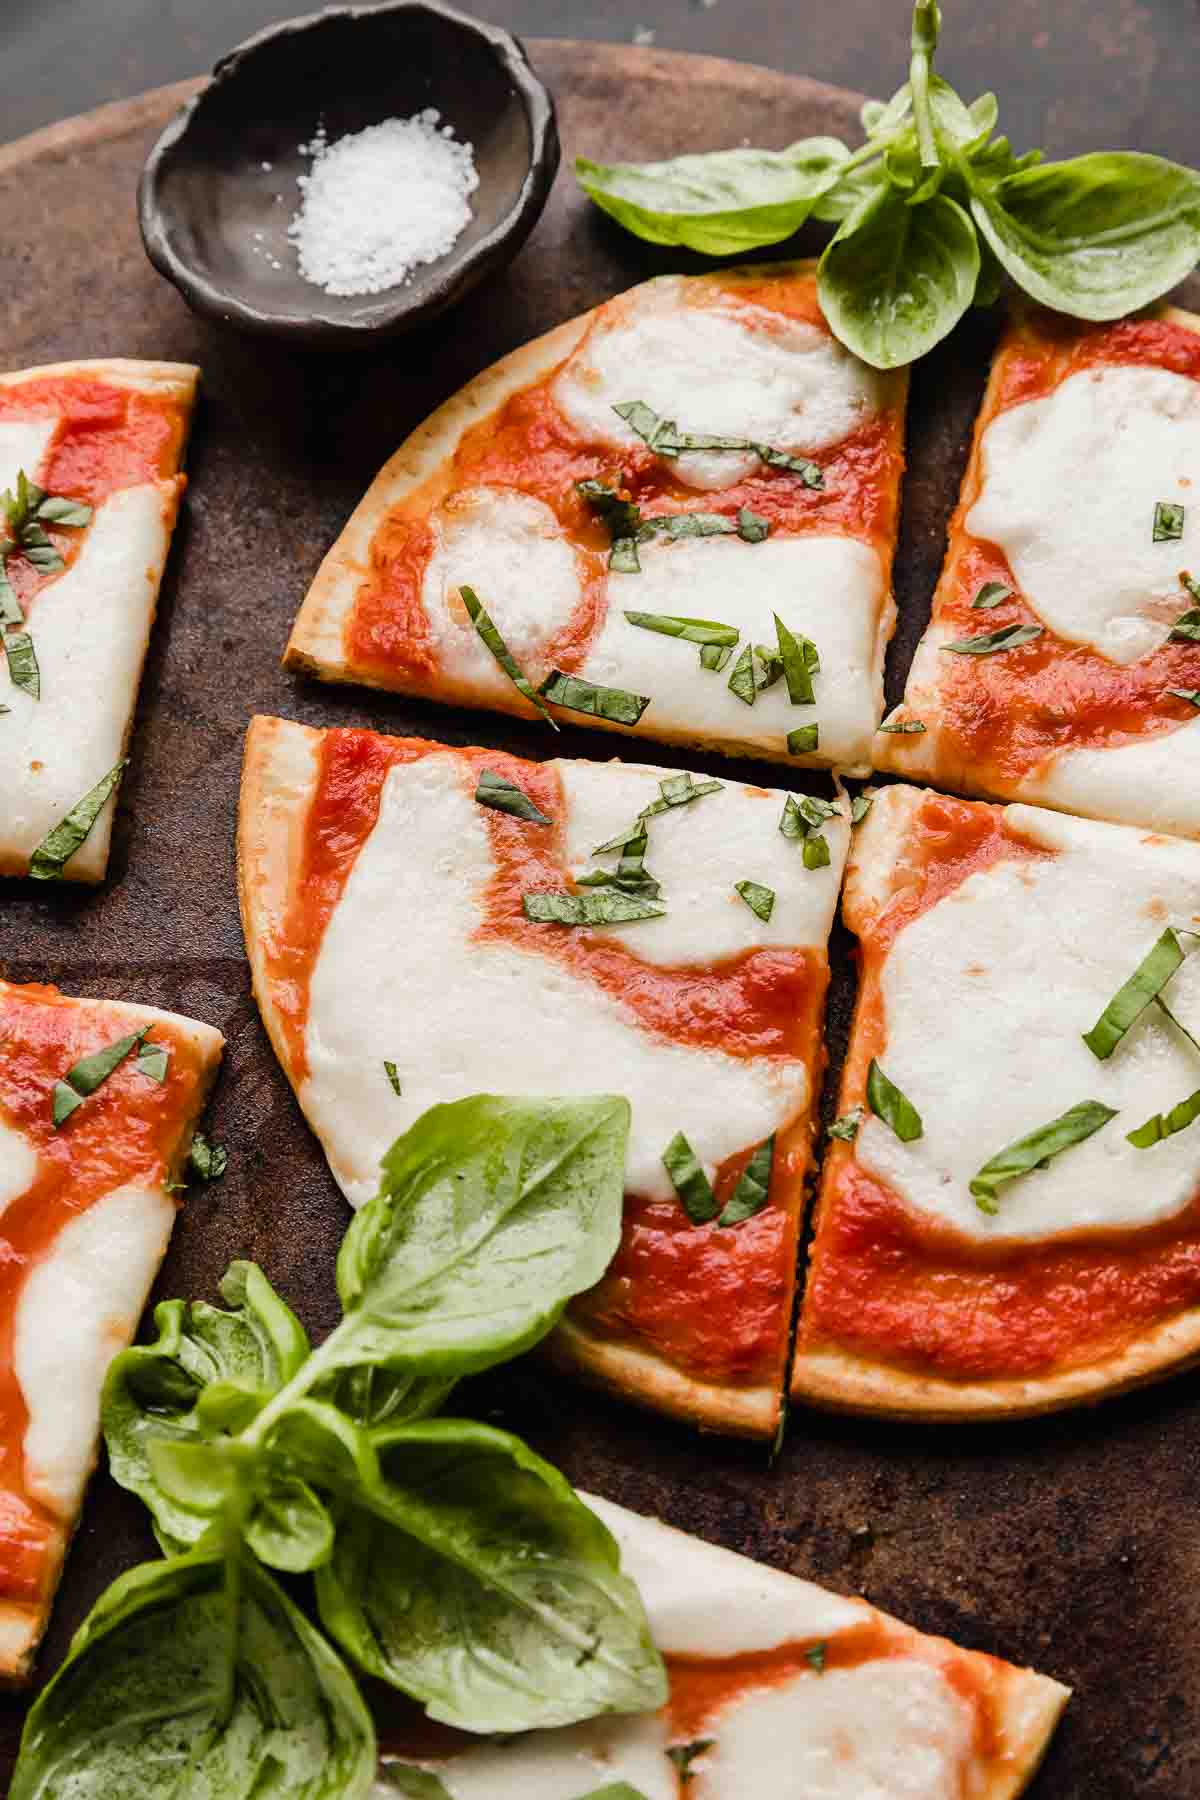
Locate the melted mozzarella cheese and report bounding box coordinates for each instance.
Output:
[422,487,584,695]
[0,1119,39,1221]
[557,760,848,967]
[967,365,1200,665]
[1033,710,1200,839]
[553,279,881,489]
[16,1181,174,1519]
[302,755,811,1208]
[0,418,57,491]
[691,1662,974,1800]
[377,1714,675,1800]
[2,484,172,877]
[856,803,1200,1241]
[579,533,886,771]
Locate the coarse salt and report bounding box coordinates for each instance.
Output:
[287,110,479,297]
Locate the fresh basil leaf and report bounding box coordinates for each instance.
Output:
[971,580,1013,609]
[246,1474,336,1574]
[3,628,39,699]
[867,1059,923,1141]
[1154,500,1186,542]
[461,586,558,729]
[643,511,737,542]
[11,1549,376,1800]
[577,477,643,544]
[806,1640,828,1673]
[333,1096,629,1378]
[383,1060,403,1096]
[700,640,735,672]
[727,643,758,706]
[321,1362,457,1432]
[787,724,820,754]
[734,879,775,921]
[623,610,739,646]
[189,1130,228,1180]
[28,758,126,880]
[50,1082,84,1127]
[775,613,818,705]
[377,1769,454,1799]
[667,1739,714,1782]
[36,494,92,527]
[1082,926,1197,1060]
[1128,1086,1200,1148]
[941,622,1043,655]
[818,184,979,369]
[719,1134,774,1226]
[314,1420,667,1732]
[523,890,666,925]
[662,1129,719,1223]
[737,507,771,542]
[803,832,832,870]
[878,717,926,733]
[967,152,1200,320]
[1170,609,1200,643]
[538,670,651,725]
[969,1100,1118,1213]
[474,768,552,825]
[136,1039,168,1082]
[1168,688,1200,708]
[850,793,874,824]
[828,1107,864,1141]
[52,1026,148,1127]
[575,139,850,255]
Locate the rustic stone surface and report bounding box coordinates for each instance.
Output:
[0,44,1198,1796]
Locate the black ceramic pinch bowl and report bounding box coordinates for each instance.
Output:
[138,0,560,347]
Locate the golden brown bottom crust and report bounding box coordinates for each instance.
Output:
[550,1315,779,1439]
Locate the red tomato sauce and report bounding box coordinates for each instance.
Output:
[932,314,1200,784]
[0,985,206,1603]
[345,280,904,686]
[0,373,186,619]
[269,729,824,1388]
[802,791,1200,1381]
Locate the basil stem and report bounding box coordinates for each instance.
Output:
[29,759,127,881]
[866,1059,923,1141]
[734,879,775,921]
[662,1132,719,1224]
[460,586,557,729]
[941,622,1043,656]
[537,671,650,726]
[474,769,552,825]
[718,1134,774,1226]
[1082,926,1198,1060]
[969,1100,1118,1214]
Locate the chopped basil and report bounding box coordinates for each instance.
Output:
[970,580,1013,610]
[1127,1086,1200,1148]
[1153,500,1186,542]
[375,1769,453,1799]
[52,1027,149,1128]
[828,1107,864,1141]
[0,470,92,587]
[613,400,823,487]
[1082,926,1198,1059]
[576,477,641,544]
[753,644,785,690]
[188,1132,228,1181]
[622,611,738,647]
[727,643,758,706]
[666,1739,715,1782]
[878,718,926,734]
[384,1061,403,1096]
[662,1132,719,1224]
[537,670,650,726]
[774,614,818,705]
[850,793,873,825]
[460,586,558,728]
[699,640,734,672]
[805,1642,828,1674]
[28,760,127,880]
[780,792,838,839]
[0,564,21,627]
[523,890,666,926]
[787,724,819,754]
[941,622,1043,656]
[1167,688,1200,707]
[1169,609,1200,643]
[737,507,771,542]
[577,828,661,898]
[645,511,736,542]
[803,833,831,870]
[866,1059,923,1142]
[734,879,775,921]
[969,1100,1118,1213]
[719,1134,774,1226]
[3,629,40,699]
[591,773,722,854]
[136,1040,169,1083]
[474,768,551,825]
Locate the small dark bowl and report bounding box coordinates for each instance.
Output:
[138,0,559,348]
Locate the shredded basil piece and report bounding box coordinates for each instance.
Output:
[1167,688,1200,708]
[850,793,873,824]
[805,1642,828,1673]
[645,512,737,542]
[971,580,1013,610]
[699,640,734,672]
[52,1027,149,1128]
[828,1108,863,1141]
[1169,608,1200,643]
[375,1769,454,1799]
[1153,500,1186,542]
[523,890,666,926]
[941,622,1043,655]
[576,477,641,541]
[867,1058,923,1141]
[774,614,818,705]
[50,1081,85,1127]
[969,1100,1118,1213]
[719,1134,774,1226]
[662,1132,719,1224]
[28,759,127,881]
[737,507,771,542]
[474,768,552,825]
[727,643,758,706]
[787,724,820,754]
[0,471,92,590]
[1082,926,1198,1060]
[383,1061,403,1096]
[0,565,21,627]
[136,1041,169,1083]
[779,792,838,838]
[613,400,823,487]
[639,772,722,819]
[622,611,739,647]
[460,586,558,728]
[1128,1086,1200,1148]
[3,629,40,699]
[734,879,775,921]
[803,833,831,870]
[754,644,785,690]
[577,828,661,898]
[666,1739,716,1782]
[537,670,650,726]
[878,718,926,733]
[188,1132,228,1181]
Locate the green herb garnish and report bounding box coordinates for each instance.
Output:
[1127,1087,1200,1148]
[719,1134,774,1226]
[622,611,739,649]
[136,1041,169,1083]
[805,1641,828,1673]
[971,581,1013,609]
[700,641,734,672]
[866,1058,923,1141]
[613,401,823,487]
[52,1027,150,1128]
[384,1061,403,1096]
[523,890,666,926]
[774,614,819,705]
[188,1132,228,1181]
[1082,926,1199,1060]
[969,1100,1118,1213]
[878,718,926,733]
[537,671,651,726]
[734,879,775,921]
[850,793,873,824]
[828,1108,864,1141]
[3,629,40,699]
[662,1131,719,1224]
[727,643,758,706]
[459,586,558,728]
[941,622,1043,655]
[787,724,820,754]
[737,507,771,542]
[474,768,552,825]
[28,759,127,881]
[666,1740,715,1783]
[1154,500,1186,543]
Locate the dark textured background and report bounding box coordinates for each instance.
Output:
[1,15,1200,1798]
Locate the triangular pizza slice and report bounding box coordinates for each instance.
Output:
[238,714,849,1437]
[284,263,907,774]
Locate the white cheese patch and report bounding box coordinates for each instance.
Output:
[301,754,811,1208]
[557,758,848,966]
[421,486,583,695]
[579,533,886,770]
[376,1714,675,1800]
[1033,710,1200,840]
[554,278,881,489]
[856,803,1200,1241]
[0,418,58,492]
[0,1119,39,1223]
[967,365,1200,665]
[16,1181,174,1519]
[1,484,171,877]
[690,1661,974,1800]
[583,1492,867,1657]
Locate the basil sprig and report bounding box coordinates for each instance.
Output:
[28,759,127,880]
[16,1096,667,1794]
[969,1100,1118,1214]
[575,1,1200,370]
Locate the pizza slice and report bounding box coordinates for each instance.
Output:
[378,1493,1068,1798]
[0,979,223,1681]
[0,358,198,882]
[238,714,850,1437]
[876,304,1200,837]
[794,782,1200,1419]
[284,262,907,774]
